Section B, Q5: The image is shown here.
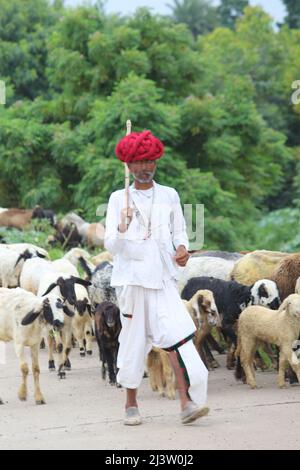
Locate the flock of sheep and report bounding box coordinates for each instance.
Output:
[1,243,300,407]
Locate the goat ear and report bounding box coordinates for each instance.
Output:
[15,250,33,267]
[41,283,58,297]
[37,252,46,259]
[21,310,41,326]
[15,253,24,267]
[63,305,75,318]
[71,277,92,287]
[78,257,93,279]
[197,294,204,308]
[43,307,54,325]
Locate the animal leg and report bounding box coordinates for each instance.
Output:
[161,351,175,400]
[278,350,287,388]
[48,333,56,371]
[84,323,93,356]
[15,344,29,401]
[31,343,46,405]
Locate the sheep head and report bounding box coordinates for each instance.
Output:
[191,289,220,328]
[277,294,300,318]
[250,279,281,310]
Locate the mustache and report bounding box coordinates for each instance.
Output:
[133,169,156,182]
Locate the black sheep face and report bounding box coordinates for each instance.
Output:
[42,297,64,331]
[57,277,77,306]
[32,206,45,219]
[104,304,120,328]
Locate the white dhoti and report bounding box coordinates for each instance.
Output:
[116,279,208,407]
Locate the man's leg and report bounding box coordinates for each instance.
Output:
[124,388,142,426]
[169,349,209,424]
[168,350,190,410]
[126,388,138,409]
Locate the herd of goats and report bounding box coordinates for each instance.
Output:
[0,206,105,249]
[1,205,300,405]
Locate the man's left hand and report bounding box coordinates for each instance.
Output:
[174,245,190,267]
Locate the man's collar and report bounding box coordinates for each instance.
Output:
[130,180,157,193]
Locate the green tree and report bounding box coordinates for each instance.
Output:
[218,0,249,29]
[283,0,300,29]
[0,0,59,100]
[166,0,218,37]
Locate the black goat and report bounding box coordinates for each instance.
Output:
[94,301,121,386]
[181,276,280,369]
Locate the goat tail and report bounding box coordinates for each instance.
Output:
[79,256,93,279]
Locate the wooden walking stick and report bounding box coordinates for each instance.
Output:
[124,119,131,227]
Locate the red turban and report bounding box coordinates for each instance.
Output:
[115,130,164,163]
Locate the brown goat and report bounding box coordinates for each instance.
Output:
[183,290,220,370]
[271,253,300,301]
[0,206,52,230]
[0,209,33,230]
[147,348,176,400]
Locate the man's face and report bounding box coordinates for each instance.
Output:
[128,160,157,183]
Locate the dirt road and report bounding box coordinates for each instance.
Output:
[0,343,300,450]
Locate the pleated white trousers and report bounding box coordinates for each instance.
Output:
[116,279,208,406]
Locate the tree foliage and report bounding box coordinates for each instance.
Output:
[283,0,300,29]
[0,1,299,250]
[218,0,249,29]
[167,0,218,37]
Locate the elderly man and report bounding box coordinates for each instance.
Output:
[104,130,209,425]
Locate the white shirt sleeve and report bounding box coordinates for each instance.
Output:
[104,192,123,256]
[171,190,189,251]
[104,192,144,260]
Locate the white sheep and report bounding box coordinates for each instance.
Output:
[63,248,92,268]
[0,249,34,288]
[0,287,68,404]
[51,259,79,276]
[20,257,91,376]
[177,256,236,293]
[40,270,93,359]
[0,243,49,259]
[20,258,54,293]
[236,294,300,389]
[71,283,93,357]
[20,258,79,293]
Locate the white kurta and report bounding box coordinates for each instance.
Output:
[104,181,208,406]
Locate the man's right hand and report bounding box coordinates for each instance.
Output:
[118,207,134,233]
